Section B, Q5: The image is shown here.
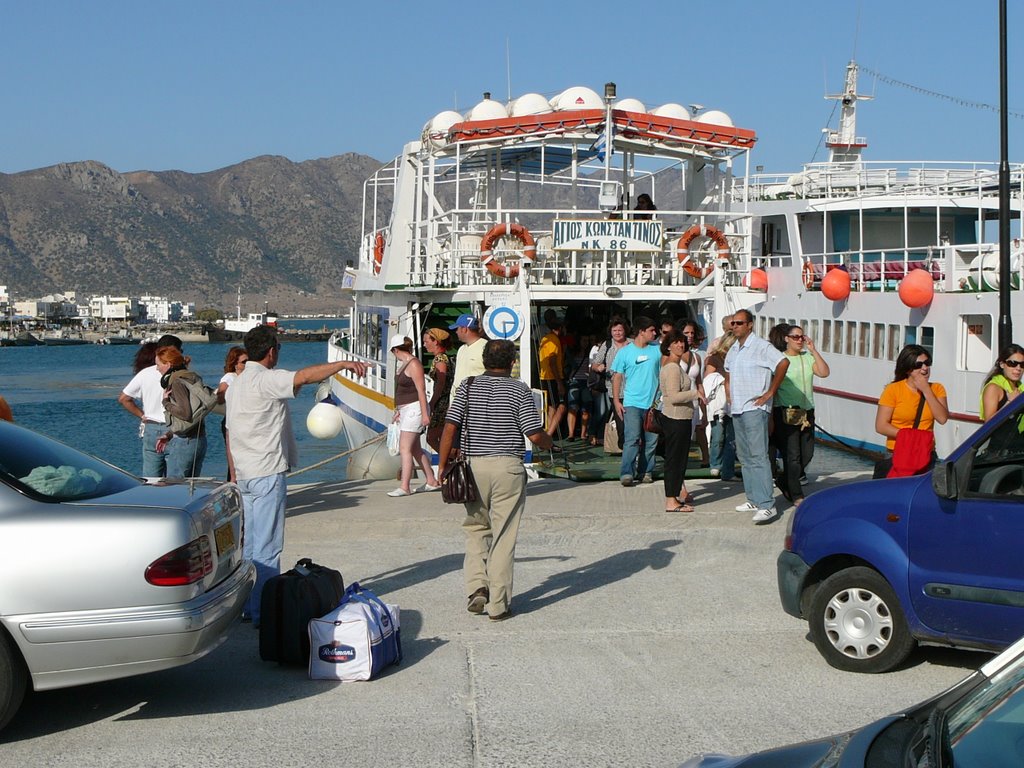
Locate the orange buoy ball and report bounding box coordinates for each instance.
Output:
[898,268,934,308]
[821,267,851,301]
[747,268,768,291]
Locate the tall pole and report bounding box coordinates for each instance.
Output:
[998,0,1012,349]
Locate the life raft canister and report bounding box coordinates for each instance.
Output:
[372,232,385,275]
[676,224,731,279]
[480,223,536,279]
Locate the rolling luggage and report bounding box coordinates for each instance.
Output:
[259,558,345,665]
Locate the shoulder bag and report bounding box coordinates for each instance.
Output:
[874,393,935,479]
[440,377,480,504]
[589,341,611,392]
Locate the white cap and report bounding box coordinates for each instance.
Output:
[388,334,410,351]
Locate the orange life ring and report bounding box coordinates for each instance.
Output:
[480,223,536,279]
[802,260,815,289]
[676,224,730,279]
[372,232,385,275]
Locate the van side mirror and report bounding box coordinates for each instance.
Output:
[932,460,958,499]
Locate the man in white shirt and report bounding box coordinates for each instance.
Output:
[724,310,789,525]
[448,314,486,404]
[227,326,366,625]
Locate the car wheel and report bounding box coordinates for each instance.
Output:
[0,631,27,732]
[808,566,916,673]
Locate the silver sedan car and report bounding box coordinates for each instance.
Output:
[0,420,255,731]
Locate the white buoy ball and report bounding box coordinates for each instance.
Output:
[306,402,344,440]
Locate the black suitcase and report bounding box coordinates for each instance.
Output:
[259,558,345,664]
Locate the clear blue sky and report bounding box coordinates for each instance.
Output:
[1,0,1019,175]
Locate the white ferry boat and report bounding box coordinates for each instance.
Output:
[740,61,1023,457]
[325,66,1022,478]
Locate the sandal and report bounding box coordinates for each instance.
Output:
[668,504,695,513]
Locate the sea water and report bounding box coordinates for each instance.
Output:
[1,318,355,483]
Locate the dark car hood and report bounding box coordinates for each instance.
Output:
[679,716,898,767]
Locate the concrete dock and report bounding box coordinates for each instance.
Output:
[0,468,988,767]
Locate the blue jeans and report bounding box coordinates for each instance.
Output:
[142,422,168,478]
[238,472,288,624]
[166,433,207,478]
[620,405,659,480]
[732,409,774,510]
[710,416,736,480]
[591,389,610,438]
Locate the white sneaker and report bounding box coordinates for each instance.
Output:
[387,487,412,497]
[709,468,721,477]
[752,508,781,525]
[735,501,759,513]
[418,483,442,493]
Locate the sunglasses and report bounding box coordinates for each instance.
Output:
[787,334,804,340]
[912,359,932,369]
[1004,359,1024,369]
[729,320,749,327]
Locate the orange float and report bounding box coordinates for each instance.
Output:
[747,268,768,291]
[676,224,730,278]
[372,232,385,275]
[898,268,935,308]
[821,266,852,301]
[480,223,536,279]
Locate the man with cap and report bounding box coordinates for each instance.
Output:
[448,313,486,404]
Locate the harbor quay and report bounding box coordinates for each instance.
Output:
[1,470,984,767]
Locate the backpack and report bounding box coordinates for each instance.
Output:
[164,372,219,436]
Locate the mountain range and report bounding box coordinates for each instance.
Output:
[0,153,384,308]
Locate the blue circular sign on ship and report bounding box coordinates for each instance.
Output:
[483,306,523,341]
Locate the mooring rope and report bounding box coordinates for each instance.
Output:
[287,431,386,478]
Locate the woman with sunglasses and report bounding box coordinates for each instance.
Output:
[768,324,830,505]
[981,344,1024,421]
[875,344,948,461]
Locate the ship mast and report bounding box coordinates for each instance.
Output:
[825,61,872,165]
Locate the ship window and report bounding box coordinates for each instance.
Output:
[821,321,831,352]
[846,322,857,356]
[920,326,935,357]
[809,320,819,345]
[833,321,843,354]
[859,323,870,357]
[904,326,917,346]
[888,325,901,361]
[873,324,885,359]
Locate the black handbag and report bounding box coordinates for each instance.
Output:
[441,377,480,504]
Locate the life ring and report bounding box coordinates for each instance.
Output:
[676,224,730,279]
[802,260,815,289]
[480,223,536,279]
[372,232,385,275]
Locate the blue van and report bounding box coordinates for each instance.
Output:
[777,394,1024,673]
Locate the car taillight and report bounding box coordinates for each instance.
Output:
[145,537,214,586]
[783,534,793,551]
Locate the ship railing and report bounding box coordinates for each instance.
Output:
[737,161,1021,202]
[327,331,387,396]
[791,242,1023,294]
[398,208,754,291]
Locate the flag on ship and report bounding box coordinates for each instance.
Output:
[592,120,614,162]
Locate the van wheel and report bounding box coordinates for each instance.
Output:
[0,631,27,732]
[808,567,916,673]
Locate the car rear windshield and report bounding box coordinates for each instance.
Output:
[0,421,141,501]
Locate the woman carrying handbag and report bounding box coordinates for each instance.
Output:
[659,330,704,512]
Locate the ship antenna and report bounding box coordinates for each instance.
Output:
[506,37,512,102]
